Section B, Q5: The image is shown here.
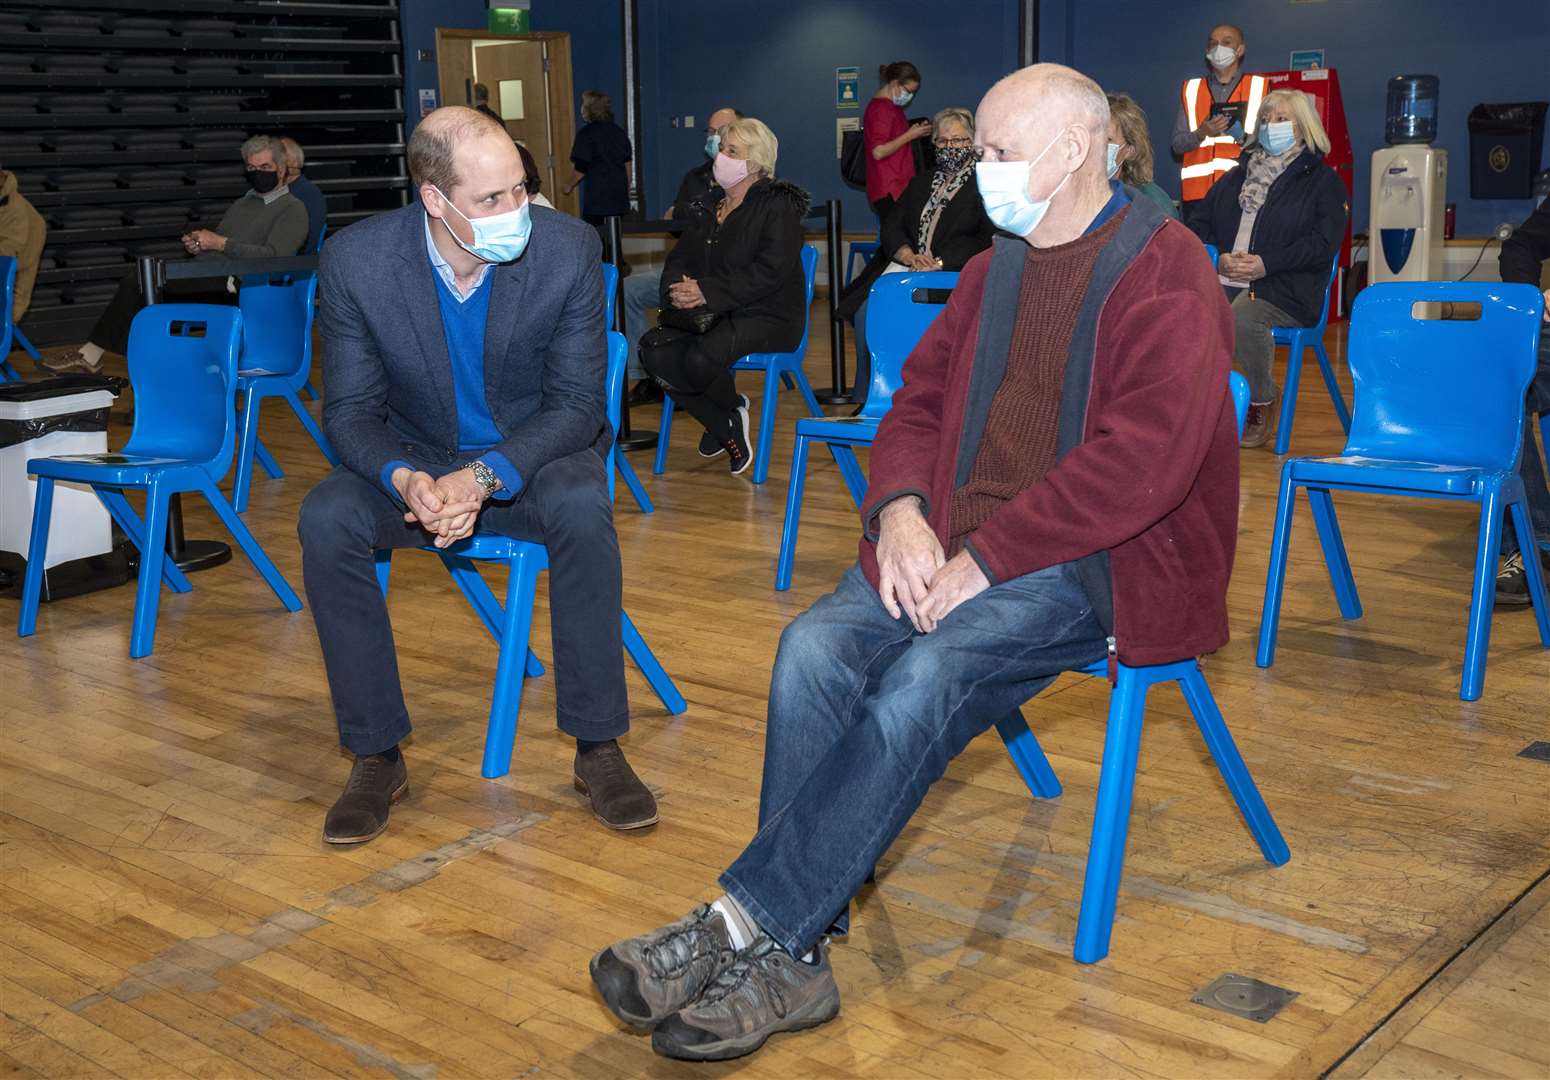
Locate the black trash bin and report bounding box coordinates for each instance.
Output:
[1467,101,1548,199]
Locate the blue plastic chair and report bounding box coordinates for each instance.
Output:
[231,274,339,513]
[17,305,303,658]
[599,261,654,514]
[300,223,328,402]
[602,262,618,330]
[654,245,822,485]
[2,256,43,382]
[1256,282,1550,701]
[844,224,882,288]
[1271,252,1348,455]
[374,331,687,779]
[774,271,956,590]
[994,371,1289,965]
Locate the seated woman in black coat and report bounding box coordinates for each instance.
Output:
[838,106,994,399]
[1190,88,1348,448]
[641,117,809,476]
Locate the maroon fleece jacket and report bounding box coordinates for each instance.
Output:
[858,216,1239,667]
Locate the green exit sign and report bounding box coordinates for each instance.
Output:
[488,8,530,32]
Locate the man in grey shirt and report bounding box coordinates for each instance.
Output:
[49,135,308,373]
[1172,23,1267,221]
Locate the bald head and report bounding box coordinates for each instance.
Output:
[707,107,740,134]
[976,64,1108,161]
[1209,23,1244,48]
[408,105,514,196]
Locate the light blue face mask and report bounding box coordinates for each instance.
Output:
[892,89,915,108]
[1106,142,1122,179]
[704,132,720,158]
[1260,120,1297,156]
[433,185,531,263]
[974,128,1070,237]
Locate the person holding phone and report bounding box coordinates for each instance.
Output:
[1172,23,1267,221]
[863,60,931,223]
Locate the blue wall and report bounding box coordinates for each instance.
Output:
[401,0,486,132]
[401,0,1549,236]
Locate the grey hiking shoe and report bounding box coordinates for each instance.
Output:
[590,905,739,1028]
[651,936,840,1061]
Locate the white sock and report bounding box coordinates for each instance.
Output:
[710,894,757,950]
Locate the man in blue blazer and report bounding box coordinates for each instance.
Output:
[298,107,657,843]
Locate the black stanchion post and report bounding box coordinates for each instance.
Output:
[815,199,854,406]
[610,215,659,452]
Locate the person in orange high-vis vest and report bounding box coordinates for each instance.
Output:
[1172,23,1266,214]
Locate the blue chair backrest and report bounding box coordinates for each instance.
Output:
[1308,249,1339,331]
[602,263,618,330]
[1230,370,1249,437]
[789,244,819,354]
[1,256,15,359]
[862,271,957,421]
[238,273,319,386]
[314,222,329,253]
[1204,243,1219,267]
[603,329,627,502]
[1343,282,1544,469]
[121,304,244,476]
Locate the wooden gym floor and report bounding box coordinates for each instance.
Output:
[2,313,1547,1079]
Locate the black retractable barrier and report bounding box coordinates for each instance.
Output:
[136,253,320,572]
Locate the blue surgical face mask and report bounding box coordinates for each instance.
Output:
[892,89,915,108]
[432,185,531,263]
[704,132,721,158]
[1106,142,1122,179]
[1260,120,1297,156]
[974,128,1070,237]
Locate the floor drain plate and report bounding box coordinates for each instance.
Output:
[1191,973,1298,1023]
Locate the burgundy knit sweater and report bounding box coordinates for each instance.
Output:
[949,211,1127,549]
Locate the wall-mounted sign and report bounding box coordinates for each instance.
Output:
[1290,49,1325,70]
[836,67,860,109]
[418,88,438,118]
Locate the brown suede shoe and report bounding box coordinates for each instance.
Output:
[323,753,409,844]
[1240,389,1281,449]
[574,740,658,830]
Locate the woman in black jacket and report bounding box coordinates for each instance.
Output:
[837,106,994,402]
[1192,88,1348,448]
[641,117,809,475]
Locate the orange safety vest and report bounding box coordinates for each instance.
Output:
[1180,72,1267,202]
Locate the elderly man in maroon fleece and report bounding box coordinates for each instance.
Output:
[588,64,1238,1064]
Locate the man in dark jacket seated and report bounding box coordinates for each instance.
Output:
[588,64,1239,1063]
[298,106,657,845]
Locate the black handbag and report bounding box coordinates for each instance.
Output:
[656,307,722,334]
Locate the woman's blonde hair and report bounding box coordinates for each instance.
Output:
[1256,88,1330,154]
[931,107,974,138]
[1105,93,1156,186]
[721,117,778,179]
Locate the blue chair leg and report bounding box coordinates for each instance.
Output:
[1508,493,1550,648]
[301,379,320,402]
[621,610,687,713]
[616,452,654,514]
[0,358,21,383]
[653,396,675,475]
[752,366,782,485]
[1306,487,1362,618]
[1176,662,1289,864]
[779,371,796,391]
[830,443,868,506]
[196,479,303,612]
[1311,339,1351,434]
[254,436,284,480]
[1256,465,1298,668]
[775,431,812,591]
[442,554,506,641]
[17,476,56,637]
[1460,483,1504,702]
[1273,333,1305,456]
[232,388,264,513]
[994,711,1062,799]
[128,483,173,658]
[283,388,339,465]
[14,328,43,363]
[1073,668,1149,964]
[790,369,824,417]
[97,489,191,592]
[526,649,545,678]
[482,548,542,779]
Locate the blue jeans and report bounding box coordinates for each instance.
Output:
[720,562,1107,956]
[622,268,662,380]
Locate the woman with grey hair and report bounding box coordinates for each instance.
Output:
[564,90,632,259]
[838,106,994,400]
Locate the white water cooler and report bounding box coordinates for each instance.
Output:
[1369,145,1448,283]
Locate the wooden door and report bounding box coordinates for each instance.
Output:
[473,42,556,209]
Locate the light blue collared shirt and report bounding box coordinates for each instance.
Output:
[423,212,494,301]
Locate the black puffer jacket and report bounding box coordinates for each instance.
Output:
[1190,147,1348,326]
[662,177,810,344]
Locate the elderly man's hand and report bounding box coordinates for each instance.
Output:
[187,229,226,253]
[875,497,945,632]
[919,550,990,627]
[1198,114,1230,139]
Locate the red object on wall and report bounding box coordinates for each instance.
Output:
[1263,67,1353,319]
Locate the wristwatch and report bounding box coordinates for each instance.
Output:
[468,459,502,496]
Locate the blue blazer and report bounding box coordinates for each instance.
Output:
[318,202,608,492]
